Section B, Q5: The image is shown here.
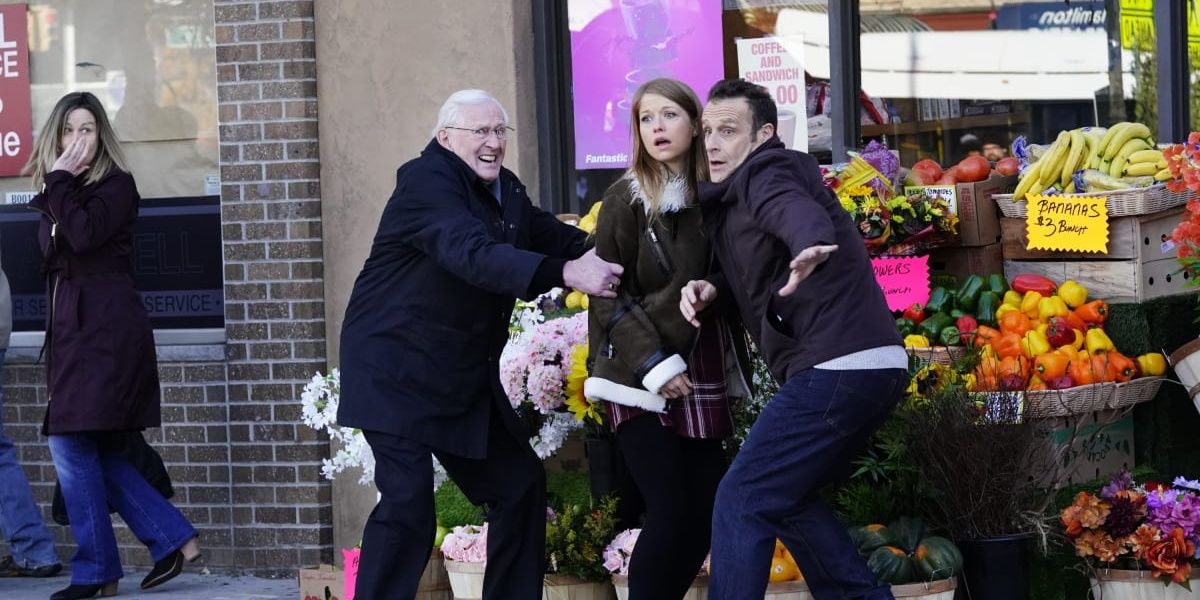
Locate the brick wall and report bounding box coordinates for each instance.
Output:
[0,0,332,576]
[214,0,331,573]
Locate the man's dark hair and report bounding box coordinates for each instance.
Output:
[707,78,777,137]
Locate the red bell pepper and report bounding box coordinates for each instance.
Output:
[956,315,978,346]
[1011,273,1057,296]
[1045,316,1075,348]
[902,303,925,325]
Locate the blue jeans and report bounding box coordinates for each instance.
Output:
[0,349,60,569]
[709,367,907,600]
[48,433,196,584]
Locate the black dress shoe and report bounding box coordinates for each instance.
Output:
[0,555,63,577]
[140,550,183,590]
[49,581,118,599]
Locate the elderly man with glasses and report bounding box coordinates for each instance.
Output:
[338,89,622,600]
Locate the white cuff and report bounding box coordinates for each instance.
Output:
[584,377,667,413]
[641,354,686,394]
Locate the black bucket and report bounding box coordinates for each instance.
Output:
[954,534,1032,600]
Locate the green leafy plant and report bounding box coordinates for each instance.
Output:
[544,496,619,581]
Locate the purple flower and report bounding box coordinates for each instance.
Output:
[1101,470,1133,499]
[1174,476,1200,492]
[861,140,899,181]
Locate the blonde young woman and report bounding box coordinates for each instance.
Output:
[26,92,199,600]
[585,78,749,599]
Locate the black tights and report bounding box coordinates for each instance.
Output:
[617,414,727,600]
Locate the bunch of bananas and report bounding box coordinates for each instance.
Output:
[1012,122,1171,201]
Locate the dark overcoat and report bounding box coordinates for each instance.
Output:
[29,169,161,435]
[337,140,589,458]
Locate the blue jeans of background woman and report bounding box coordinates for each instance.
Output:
[48,433,196,585]
[0,349,60,571]
[708,367,907,600]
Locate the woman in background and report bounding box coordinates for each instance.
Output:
[26,91,200,600]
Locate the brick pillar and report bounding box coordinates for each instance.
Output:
[215,0,332,573]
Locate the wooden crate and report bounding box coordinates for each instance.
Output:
[1000,208,1183,261]
[1003,257,1192,303]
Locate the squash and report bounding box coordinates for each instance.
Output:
[913,536,964,580]
[850,524,890,555]
[885,516,926,553]
[866,545,915,584]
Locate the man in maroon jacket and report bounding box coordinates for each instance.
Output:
[680,79,906,600]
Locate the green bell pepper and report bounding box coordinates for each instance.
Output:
[939,326,962,346]
[955,274,985,312]
[925,287,951,314]
[895,318,917,337]
[917,312,954,340]
[975,291,1000,328]
[987,273,1009,295]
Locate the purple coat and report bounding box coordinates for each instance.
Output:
[29,169,160,435]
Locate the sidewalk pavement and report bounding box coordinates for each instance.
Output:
[0,570,299,599]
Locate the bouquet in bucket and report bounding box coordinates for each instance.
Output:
[1060,470,1200,589]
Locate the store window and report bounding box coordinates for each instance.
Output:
[565,0,833,210]
[0,0,222,334]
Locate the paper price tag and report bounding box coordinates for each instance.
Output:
[1025,194,1109,253]
[871,256,930,312]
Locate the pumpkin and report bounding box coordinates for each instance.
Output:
[913,536,964,580]
[850,523,890,555]
[885,516,926,553]
[867,545,915,584]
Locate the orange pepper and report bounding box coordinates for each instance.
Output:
[974,354,1000,391]
[999,311,1032,337]
[1075,300,1109,324]
[1105,351,1137,383]
[1057,344,1080,361]
[997,355,1031,390]
[993,332,1023,359]
[1063,311,1088,333]
[1090,353,1116,383]
[1068,357,1095,385]
[972,325,1001,349]
[1034,352,1069,380]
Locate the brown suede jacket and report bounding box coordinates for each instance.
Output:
[585,175,743,412]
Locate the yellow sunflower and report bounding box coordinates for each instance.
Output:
[564,343,603,425]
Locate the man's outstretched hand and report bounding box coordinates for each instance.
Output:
[778,244,838,297]
[564,249,624,298]
[679,280,717,327]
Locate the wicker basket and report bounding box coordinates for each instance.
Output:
[1024,383,1116,419]
[1108,376,1164,410]
[906,346,968,367]
[994,183,1191,219]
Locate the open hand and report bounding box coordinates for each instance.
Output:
[778,245,838,297]
[679,280,717,327]
[51,137,92,177]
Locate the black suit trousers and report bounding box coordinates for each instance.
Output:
[354,401,546,600]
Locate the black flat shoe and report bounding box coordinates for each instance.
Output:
[140,550,183,590]
[49,581,118,599]
[0,555,63,577]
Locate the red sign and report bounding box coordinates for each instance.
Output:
[0,5,31,177]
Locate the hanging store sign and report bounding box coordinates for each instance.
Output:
[0,5,32,177]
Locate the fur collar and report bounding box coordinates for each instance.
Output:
[625,172,689,216]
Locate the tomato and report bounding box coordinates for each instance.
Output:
[995,156,1020,176]
[956,155,992,183]
[911,159,943,183]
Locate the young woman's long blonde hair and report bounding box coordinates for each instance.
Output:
[25,91,129,188]
[627,78,708,215]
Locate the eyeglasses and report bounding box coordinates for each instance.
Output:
[444,125,513,140]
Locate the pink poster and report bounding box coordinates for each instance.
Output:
[569,0,724,170]
[871,256,930,313]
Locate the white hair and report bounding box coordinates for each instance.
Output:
[432,89,510,138]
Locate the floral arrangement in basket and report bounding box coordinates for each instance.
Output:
[440,523,488,563]
[1060,470,1200,589]
[501,304,605,458]
[827,141,957,256]
[545,497,620,581]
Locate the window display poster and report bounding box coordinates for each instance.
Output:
[0,5,32,176]
[736,35,807,152]
[569,0,723,170]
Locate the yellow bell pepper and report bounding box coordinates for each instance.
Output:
[1084,328,1115,355]
[1037,296,1070,322]
[1057,280,1088,308]
[1071,329,1084,349]
[1022,329,1051,358]
[1136,353,1167,376]
[1036,323,1049,337]
[904,334,931,349]
[1003,290,1023,308]
[995,304,1019,320]
[1020,291,1043,319]
[1057,345,1080,361]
